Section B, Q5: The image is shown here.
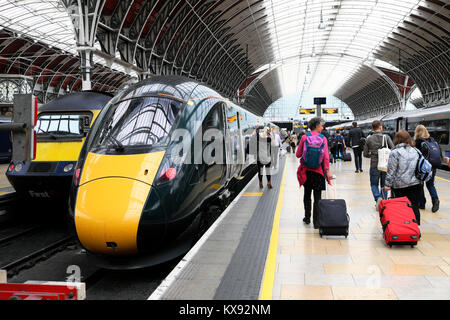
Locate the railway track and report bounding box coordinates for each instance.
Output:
[0,226,43,245]
[1,236,74,272]
[0,224,75,276]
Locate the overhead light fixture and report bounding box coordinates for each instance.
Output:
[307,64,311,74]
[311,45,316,57]
[318,9,325,29]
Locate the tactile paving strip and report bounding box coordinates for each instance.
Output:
[213,158,286,299]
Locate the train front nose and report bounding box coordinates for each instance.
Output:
[74,151,165,255]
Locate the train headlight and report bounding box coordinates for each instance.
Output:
[14,163,23,172]
[64,163,74,172]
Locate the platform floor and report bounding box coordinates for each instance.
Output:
[269,155,450,300]
[151,154,450,300]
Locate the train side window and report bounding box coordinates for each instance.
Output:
[408,119,449,145]
[423,119,449,145]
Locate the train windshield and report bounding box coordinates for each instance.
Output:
[36,112,92,141]
[91,96,181,153]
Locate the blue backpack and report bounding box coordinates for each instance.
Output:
[422,139,441,167]
[302,132,325,169]
[414,148,432,183]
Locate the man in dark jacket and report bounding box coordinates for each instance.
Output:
[349,122,365,173]
[363,120,394,210]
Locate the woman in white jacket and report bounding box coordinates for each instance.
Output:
[384,130,422,224]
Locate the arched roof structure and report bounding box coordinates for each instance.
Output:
[0,0,448,116]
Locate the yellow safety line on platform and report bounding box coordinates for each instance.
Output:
[242,192,263,196]
[259,157,287,300]
[436,176,450,183]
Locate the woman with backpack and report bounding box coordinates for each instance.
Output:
[384,130,423,225]
[414,125,441,212]
[296,117,333,228]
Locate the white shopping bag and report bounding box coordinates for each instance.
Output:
[377,135,391,172]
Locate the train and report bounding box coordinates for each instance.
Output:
[68,76,275,269]
[327,104,450,168]
[6,91,112,203]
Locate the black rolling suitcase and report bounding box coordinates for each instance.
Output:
[318,180,349,238]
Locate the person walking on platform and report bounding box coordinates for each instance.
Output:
[252,126,273,189]
[363,120,394,210]
[296,117,333,228]
[414,125,442,212]
[334,130,346,160]
[290,132,298,150]
[271,127,281,170]
[384,130,422,225]
[349,122,365,173]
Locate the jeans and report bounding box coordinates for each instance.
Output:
[303,186,322,226]
[258,163,271,183]
[352,147,363,171]
[335,144,345,159]
[419,168,438,206]
[392,184,422,225]
[370,167,387,201]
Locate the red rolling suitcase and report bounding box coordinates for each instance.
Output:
[378,197,420,248]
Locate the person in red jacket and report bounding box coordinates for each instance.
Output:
[296,117,333,228]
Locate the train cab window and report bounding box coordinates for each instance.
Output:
[92,96,181,153]
[36,112,92,141]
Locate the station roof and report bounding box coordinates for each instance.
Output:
[0,0,448,117]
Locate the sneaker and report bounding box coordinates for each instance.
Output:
[267,182,273,189]
[303,217,310,225]
[259,181,263,189]
[432,199,440,213]
[360,169,363,173]
[355,170,359,173]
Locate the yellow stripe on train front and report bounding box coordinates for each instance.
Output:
[75,151,165,255]
[35,141,85,162]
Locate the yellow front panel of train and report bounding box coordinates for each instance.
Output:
[74,151,165,255]
[75,178,150,255]
[35,141,84,162]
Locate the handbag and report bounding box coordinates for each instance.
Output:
[377,135,391,172]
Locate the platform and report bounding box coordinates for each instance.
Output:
[150,154,450,300]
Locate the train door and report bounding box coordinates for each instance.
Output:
[397,117,407,131]
[225,106,240,180]
[235,112,245,178]
[190,102,226,189]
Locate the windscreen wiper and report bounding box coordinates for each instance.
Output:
[37,127,57,140]
[105,134,125,152]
